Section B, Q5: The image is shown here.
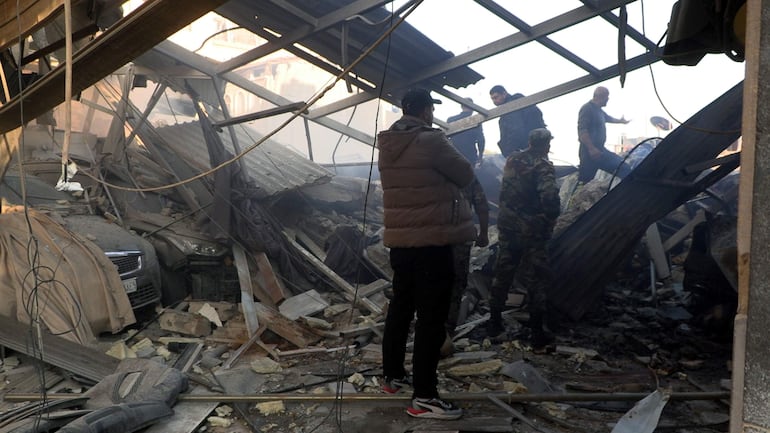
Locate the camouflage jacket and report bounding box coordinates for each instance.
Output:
[497,148,560,235]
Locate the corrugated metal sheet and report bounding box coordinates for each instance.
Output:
[216,0,483,93]
[154,121,332,198]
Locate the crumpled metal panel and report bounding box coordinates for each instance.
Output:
[154,121,332,198]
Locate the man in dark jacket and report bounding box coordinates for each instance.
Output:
[377,89,477,420]
[489,85,546,157]
[487,128,560,352]
[447,101,485,166]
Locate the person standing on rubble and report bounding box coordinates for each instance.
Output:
[445,101,490,352]
[489,85,546,157]
[487,128,560,353]
[442,174,489,357]
[447,100,485,167]
[377,88,477,420]
[577,86,632,183]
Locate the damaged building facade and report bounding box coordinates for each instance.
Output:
[0,1,766,432]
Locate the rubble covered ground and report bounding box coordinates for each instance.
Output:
[0,263,734,433]
[0,154,738,433]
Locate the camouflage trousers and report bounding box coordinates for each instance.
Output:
[446,242,472,334]
[489,229,551,318]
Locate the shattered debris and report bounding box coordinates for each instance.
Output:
[0,88,740,433]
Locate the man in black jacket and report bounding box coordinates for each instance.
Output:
[447,100,485,166]
[489,85,546,157]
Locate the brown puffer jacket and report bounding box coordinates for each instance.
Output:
[377,115,477,248]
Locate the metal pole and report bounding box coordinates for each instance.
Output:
[4,391,729,403]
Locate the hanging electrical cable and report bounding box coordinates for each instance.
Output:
[57,0,77,192]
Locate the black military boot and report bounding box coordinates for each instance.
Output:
[485,308,505,339]
[529,311,554,353]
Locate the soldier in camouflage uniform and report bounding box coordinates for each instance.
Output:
[487,128,560,350]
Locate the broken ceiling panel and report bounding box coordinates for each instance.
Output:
[133,49,222,109]
[214,0,484,95]
[154,121,333,199]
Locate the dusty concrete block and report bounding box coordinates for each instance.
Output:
[159,310,212,337]
[106,341,137,360]
[256,400,285,415]
[503,381,528,393]
[207,416,232,427]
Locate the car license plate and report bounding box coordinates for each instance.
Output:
[122,277,138,294]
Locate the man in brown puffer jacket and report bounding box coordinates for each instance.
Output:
[377,89,477,420]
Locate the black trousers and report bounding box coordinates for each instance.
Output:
[447,243,472,334]
[382,245,454,398]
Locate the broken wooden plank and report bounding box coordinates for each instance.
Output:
[293,229,327,261]
[278,289,329,321]
[233,243,261,335]
[283,231,383,315]
[253,302,320,348]
[222,326,265,369]
[356,279,392,298]
[172,342,204,373]
[662,209,706,252]
[253,251,288,305]
[338,322,385,339]
[0,315,118,382]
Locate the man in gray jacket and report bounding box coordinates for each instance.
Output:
[377,89,477,420]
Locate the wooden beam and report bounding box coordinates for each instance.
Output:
[283,231,383,315]
[253,302,320,348]
[662,209,706,252]
[232,243,261,336]
[253,251,288,305]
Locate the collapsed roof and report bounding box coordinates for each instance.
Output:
[0,0,732,171]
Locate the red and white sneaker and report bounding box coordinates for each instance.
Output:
[381,376,412,394]
[406,397,462,420]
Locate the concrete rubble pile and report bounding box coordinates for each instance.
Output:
[0,147,738,432]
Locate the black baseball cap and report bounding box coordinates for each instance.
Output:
[401,89,441,114]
